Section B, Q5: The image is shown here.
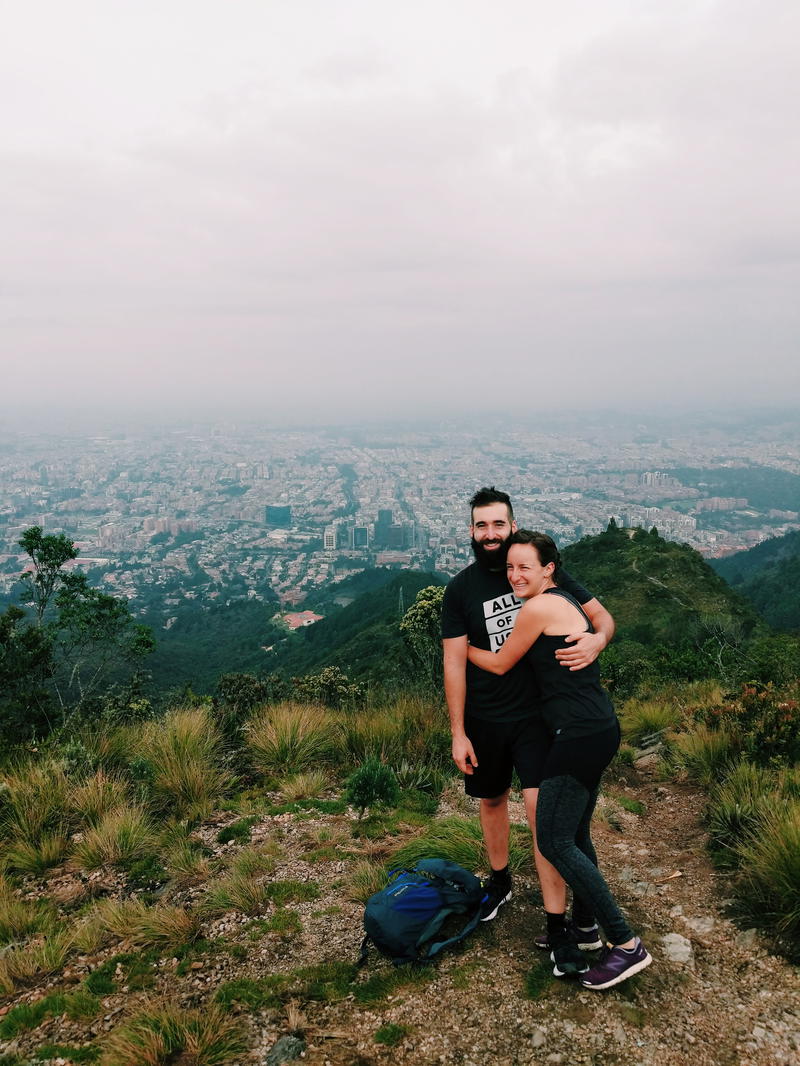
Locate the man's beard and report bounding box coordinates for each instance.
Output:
[471,536,511,571]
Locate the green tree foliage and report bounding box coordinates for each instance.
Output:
[0,604,54,742]
[291,665,365,709]
[1,528,155,740]
[50,572,156,712]
[17,527,78,624]
[399,585,445,692]
[710,529,800,633]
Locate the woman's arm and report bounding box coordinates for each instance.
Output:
[467,599,547,675]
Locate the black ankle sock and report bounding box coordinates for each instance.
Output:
[490,865,510,886]
[545,911,567,938]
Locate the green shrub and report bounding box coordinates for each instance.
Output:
[344,758,399,818]
[73,807,156,870]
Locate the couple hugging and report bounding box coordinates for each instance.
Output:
[441,487,651,990]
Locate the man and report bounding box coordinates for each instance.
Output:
[441,487,615,949]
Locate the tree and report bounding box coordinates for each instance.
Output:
[400,585,445,691]
[0,604,54,742]
[51,572,156,712]
[18,527,78,624]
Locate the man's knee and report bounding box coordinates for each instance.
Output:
[480,789,510,812]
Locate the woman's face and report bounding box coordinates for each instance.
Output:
[506,542,554,599]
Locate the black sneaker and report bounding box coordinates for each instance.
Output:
[479,879,512,921]
[550,934,590,977]
[534,920,602,952]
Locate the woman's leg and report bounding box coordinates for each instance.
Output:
[536,773,634,946]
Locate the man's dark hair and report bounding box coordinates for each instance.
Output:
[469,486,513,521]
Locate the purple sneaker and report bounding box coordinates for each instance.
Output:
[580,938,652,990]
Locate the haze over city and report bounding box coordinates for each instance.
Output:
[2,1,799,426]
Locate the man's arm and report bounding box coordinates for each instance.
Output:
[443,636,477,774]
[555,597,615,671]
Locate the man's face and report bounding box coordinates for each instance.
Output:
[470,502,517,569]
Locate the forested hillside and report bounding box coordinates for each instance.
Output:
[709,529,800,632]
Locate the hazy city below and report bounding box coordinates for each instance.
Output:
[1,410,799,617]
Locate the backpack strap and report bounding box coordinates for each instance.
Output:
[357,933,371,967]
[424,906,483,959]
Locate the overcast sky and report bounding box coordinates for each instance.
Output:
[2,1,798,426]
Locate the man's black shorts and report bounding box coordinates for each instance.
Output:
[463,713,551,798]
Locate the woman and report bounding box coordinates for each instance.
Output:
[467,530,651,990]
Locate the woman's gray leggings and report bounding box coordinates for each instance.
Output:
[536,773,634,945]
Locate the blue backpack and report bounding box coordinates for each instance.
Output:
[359,858,485,966]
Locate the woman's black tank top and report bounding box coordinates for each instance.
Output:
[524,588,616,741]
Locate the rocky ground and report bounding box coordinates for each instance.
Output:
[2,761,799,1066]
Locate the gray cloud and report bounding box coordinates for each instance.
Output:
[1,1,798,421]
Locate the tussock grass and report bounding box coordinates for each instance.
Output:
[139,708,234,819]
[70,770,131,828]
[0,929,73,995]
[203,873,270,917]
[0,987,100,1040]
[278,769,329,802]
[73,806,156,870]
[4,832,70,875]
[706,760,777,858]
[162,839,212,886]
[387,815,531,873]
[618,699,680,744]
[0,759,70,845]
[345,860,389,903]
[245,702,335,775]
[336,710,406,766]
[736,799,800,937]
[669,724,741,785]
[87,897,200,950]
[100,1000,247,1066]
[0,875,55,943]
[227,844,281,878]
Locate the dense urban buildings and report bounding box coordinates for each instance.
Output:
[1,414,798,613]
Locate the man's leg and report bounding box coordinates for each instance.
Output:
[523,787,567,913]
[480,789,511,870]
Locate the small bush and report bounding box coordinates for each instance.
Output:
[345,758,399,818]
[87,897,200,950]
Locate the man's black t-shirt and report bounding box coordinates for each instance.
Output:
[440,564,591,723]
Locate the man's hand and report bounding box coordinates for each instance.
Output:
[555,629,606,671]
[452,734,478,774]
